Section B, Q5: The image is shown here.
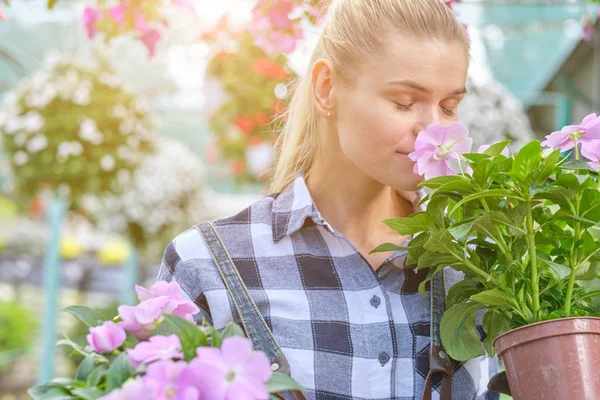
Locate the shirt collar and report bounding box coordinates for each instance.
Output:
[272,175,320,242]
[271,174,426,242]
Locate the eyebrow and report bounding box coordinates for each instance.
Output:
[387,79,467,96]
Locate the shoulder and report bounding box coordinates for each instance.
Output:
[163,193,278,266]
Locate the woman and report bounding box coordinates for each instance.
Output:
[158,0,498,398]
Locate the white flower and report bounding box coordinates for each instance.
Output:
[14,133,28,147]
[3,116,21,135]
[57,141,84,162]
[112,104,128,119]
[246,142,274,177]
[26,134,48,153]
[79,118,104,145]
[99,73,122,88]
[13,151,29,166]
[22,111,44,133]
[100,155,116,171]
[126,136,140,149]
[72,86,91,106]
[119,119,135,135]
[26,85,57,109]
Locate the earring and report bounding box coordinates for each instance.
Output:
[326,111,332,118]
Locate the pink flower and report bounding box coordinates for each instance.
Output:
[190,336,272,399]
[268,0,295,29]
[135,281,200,320]
[99,377,155,400]
[83,7,101,39]
[590,161,600,171]
[108,4,126,27]
[172,0,195,11]
[541,113,600,154]
[478,144,509,157]
[136,281,181,302]
[140,27,161,57]
[86,321,127,353]
[408,122,473,180]
[126,335,183,369]
[144,361,201,400]
[0,6,6,21]
[119,297,172,340]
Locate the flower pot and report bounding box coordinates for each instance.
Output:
[493,317,600,400]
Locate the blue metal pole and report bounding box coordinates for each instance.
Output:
[120,243,138,306]
[38,196,67,384]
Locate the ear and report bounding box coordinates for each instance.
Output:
[311,58,337,118]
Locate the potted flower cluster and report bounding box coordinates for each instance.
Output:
[374,115,600,399]
[30,281,303,399]
[0,53,155,212]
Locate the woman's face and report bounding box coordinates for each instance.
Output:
[333,34,469,192]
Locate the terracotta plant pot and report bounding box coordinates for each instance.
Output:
[493,317,600,400]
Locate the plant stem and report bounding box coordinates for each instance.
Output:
[480,199,514,264]
[564,196,583,315]
[525,199,541,320]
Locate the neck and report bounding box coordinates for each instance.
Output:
[306,157,417,251]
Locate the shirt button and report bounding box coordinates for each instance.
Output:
[370,295,381,308]
[378,352,390,366]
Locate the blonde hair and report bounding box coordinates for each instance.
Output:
[269,0,470,193]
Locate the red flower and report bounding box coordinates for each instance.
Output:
[235,116,255,134]
[254,112,270,125]
[232,160,246,176]
[252,58,288,80]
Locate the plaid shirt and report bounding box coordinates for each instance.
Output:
[158,176,498,400]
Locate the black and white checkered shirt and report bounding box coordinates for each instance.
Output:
[158,176,498,400]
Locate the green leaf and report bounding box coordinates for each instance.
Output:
[423,230,459,256]
[532,149,561,185]
[449,190,525,215]
[576,261,600,280]
[62,306,105,327]
[426,196,450,228]
[417,265,446,296]
[554,211,598,227]
[472,158,494,189]
[70,388,104,400]
[157,314,209,361]
[483,140,511,156]
[420,175,467,189]
[406,232,429,265]
[448,218,476,241]
[539,187,575,209]
[435,179,477,195]
[440,302,486,361]
[512,141,542,183]
[482,311,508,357]
[416,251,460,271]
[265,372,305,393]
[76,355,95,382]
[446,280,482,309]
[581,189,600,223]
[105,353,133,392]
[28,384,74,400]
[470,289,519,311]
[86,365,107,387]
[47,0,58,9]
[560,160,598,172]
[462,153,489,163]
[220,322,246,340]
[382,213,435,235]
[369,243,407,254]
[538,257,570,281]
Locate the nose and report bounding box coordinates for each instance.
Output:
[412,106,441,136]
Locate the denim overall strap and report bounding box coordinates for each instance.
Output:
[195,222,307,400]
[422,269,455,400]
[195,222,285,363]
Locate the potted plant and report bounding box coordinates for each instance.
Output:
[30,281,303,399]
[373,117,600,399]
